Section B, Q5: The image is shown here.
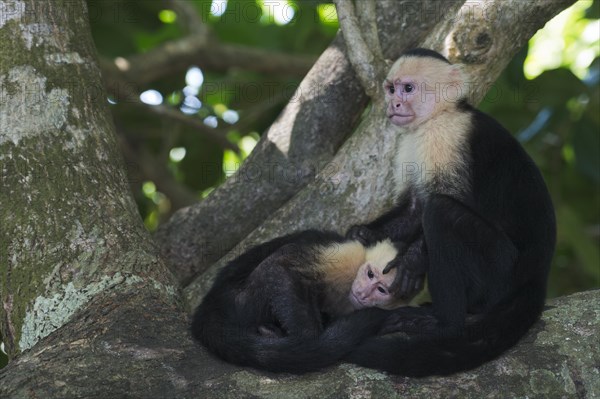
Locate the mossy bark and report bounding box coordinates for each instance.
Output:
[0,0,176,358]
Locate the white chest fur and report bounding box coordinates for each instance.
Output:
[392,110,471,197]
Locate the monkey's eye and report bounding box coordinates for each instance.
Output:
[387,85,395,94]
[367,268,374,279]
[404,84,414,93]
[377,287,387,294]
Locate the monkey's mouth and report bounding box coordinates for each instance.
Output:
[388,113,415,126]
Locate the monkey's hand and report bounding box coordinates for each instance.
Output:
[383,237,427,299]
[346,225,386,246]
[384,256,426,300]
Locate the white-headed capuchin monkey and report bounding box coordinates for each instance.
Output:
[191,230,415,373]
[344,48,556,376]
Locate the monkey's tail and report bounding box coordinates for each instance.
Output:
[192,307,387,374]
[345,279,545,377]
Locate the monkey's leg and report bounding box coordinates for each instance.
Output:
[424,194,518,336]
[382,194,517,337]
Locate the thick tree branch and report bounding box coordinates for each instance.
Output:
[2,290,598,398]
[419,0,576,105]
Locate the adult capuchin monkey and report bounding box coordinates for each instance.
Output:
[191,230,415,373]
[345,48,556,376]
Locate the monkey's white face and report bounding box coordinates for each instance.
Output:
[349,262,397,309]
[384,56,464,128]
[384,77,437,127]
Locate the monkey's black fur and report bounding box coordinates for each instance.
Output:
[192,50,555,376]
[345,53,556,376]
[191,230,387,373]
[400,47,451,64]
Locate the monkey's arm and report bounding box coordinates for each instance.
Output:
[347,188,423,244]
[373,189,423,242]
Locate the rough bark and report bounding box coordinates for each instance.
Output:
[156,0,462,286]
[0,0,177,357]
[184,0,575,311]
[1,290,598,399]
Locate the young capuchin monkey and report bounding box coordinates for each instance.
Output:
[344,49,556,376]
[191,230,415,373]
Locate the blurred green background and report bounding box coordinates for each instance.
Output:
[1,0,598,368]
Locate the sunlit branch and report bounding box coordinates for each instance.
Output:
[355,0,384,64]
[333,0,385,99]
